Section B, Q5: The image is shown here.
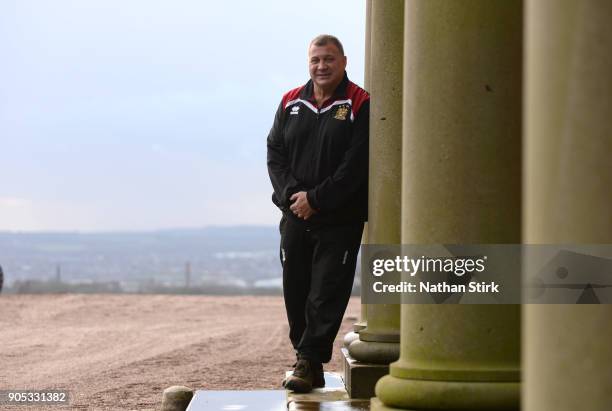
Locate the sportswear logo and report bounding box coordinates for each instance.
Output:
[290,106,300,115]
[334,105,349,120]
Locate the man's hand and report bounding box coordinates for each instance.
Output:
[290,191,316,220]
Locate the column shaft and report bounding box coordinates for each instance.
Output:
[349,0,403,365]
[374,0,522,409]
[524,1,612,410]
[354,0,373,334]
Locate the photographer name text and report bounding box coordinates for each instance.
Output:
[372,281,500,294]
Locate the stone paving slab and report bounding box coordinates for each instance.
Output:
[186,390,286,411]
[186,373,368,411]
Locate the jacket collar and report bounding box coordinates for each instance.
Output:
[300,71,349,107]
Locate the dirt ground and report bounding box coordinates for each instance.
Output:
[0,294,360,410]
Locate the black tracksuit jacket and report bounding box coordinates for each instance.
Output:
[267,72,370,226]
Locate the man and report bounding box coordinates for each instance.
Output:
[267,34,369,393]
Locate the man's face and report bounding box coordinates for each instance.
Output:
[308,43,347,92]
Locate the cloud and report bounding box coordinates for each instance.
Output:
[0,197,32,208]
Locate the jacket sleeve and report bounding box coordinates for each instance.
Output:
[306,99,369,212]
[267,101,303,209]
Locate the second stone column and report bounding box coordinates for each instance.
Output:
[372,0,523,409]
[344,0,404,399]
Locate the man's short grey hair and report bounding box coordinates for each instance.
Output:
[310,34,345,56]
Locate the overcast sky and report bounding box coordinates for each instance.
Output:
[0,0,366,231]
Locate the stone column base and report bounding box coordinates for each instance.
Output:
[353,321,367,332]
[375,374,520,410]
[342,348,390,400]
[343,331,360,348]
[348,339,399,364]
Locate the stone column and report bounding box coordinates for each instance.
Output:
[348,0,403,365]
[342,0,403,399]
[352,0,373,336]
[346,223,367,347]
[524,1,612,410]
[372,1,523,409]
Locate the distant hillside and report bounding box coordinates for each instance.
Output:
[0,226,281,292]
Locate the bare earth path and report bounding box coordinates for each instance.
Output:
[0,294,360,410]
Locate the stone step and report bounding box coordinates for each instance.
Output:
[186,373,371,410]
[186,390,286,411]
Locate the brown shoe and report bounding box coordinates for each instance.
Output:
[312,361,325,388]
[283,358,324,393]
[281,361,297,388]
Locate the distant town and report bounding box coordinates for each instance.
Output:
[0,226,361,295]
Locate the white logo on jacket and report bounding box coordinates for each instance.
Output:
[290,106,300,115]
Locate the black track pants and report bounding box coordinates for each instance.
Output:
[279,216,364,364]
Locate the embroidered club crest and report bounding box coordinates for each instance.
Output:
[334,105,349,120]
